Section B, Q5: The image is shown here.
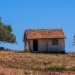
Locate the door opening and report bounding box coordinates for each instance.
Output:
[33,39,38,51]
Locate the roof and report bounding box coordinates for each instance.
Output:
[24,29,66,41]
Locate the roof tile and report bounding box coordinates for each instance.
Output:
[25,29,66,39]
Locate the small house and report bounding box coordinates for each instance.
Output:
[23,29,66,53]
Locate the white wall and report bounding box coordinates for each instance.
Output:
[47,39,65,51]
[25,40,29,51]
[38,39,46,51]
[28,40,33,52]
[26,38,65,52]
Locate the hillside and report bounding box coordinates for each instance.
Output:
[0,51,75,75]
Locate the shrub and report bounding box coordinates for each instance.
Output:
[24,49,30,53]
[45,66,69,72]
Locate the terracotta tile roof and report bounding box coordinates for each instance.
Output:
[24,29,66,40]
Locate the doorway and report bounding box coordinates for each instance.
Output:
[33,39,38,51]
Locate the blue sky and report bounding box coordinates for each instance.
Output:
[0,0,75,52]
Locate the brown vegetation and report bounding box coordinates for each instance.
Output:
[0,51,75,75]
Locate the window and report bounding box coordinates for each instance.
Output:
[52,39,58,45]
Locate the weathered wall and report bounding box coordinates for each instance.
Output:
[28,40,33,52]
[38,39,65,52]
[47,39,65,51]
[25,40,29,51]
[38,39,46,51]
[25,38,65,52]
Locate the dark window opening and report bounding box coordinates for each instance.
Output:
[52,39,58,45]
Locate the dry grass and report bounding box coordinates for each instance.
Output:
[0,51,75,75]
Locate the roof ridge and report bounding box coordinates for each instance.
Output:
[25,28,62,30]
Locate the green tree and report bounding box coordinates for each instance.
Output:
[0,18,17,43]
[73,35,75,46]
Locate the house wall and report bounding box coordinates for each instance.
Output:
[25,40,29,51]
[38,39,46,52]
[25,38,65,52]
[47,39,65,52]
[28,40,33,52]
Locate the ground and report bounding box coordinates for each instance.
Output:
[0,51,75,75]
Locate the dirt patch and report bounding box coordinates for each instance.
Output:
[0,51,75,75]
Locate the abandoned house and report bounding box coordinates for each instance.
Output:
[23,29,66,53]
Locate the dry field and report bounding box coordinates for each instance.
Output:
[0,51,75,75]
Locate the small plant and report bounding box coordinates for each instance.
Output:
[24,49,29,53]
[24,71,29,74]
[43,62,47,65]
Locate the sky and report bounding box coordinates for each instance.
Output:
[0,0,75,52]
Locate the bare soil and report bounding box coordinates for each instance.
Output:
[0,51,75,75]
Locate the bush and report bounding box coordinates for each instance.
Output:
[0,47,5,50]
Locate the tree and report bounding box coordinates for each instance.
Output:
[73,35,75,46]
[0,18,17,43]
